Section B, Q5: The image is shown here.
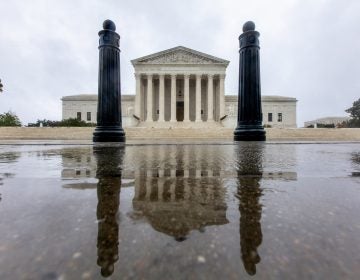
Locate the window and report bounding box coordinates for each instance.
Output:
[278,113,283,122]
[268,113,273,122]
[87,112,91,121]
[77,112,81,120]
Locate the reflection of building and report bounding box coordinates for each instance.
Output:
[60,147,133,189]
[60,147,98,189]
[132,168,228,240]
[62,46,297,128]
[58,144,299,277]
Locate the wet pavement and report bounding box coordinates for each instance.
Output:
[0,143,359,279]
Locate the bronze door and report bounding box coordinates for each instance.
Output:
[176,102,184,121]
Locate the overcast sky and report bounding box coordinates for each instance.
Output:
[0,0,359,126]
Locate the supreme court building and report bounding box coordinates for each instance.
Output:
[62,46,297,128]
[132,46,228,123]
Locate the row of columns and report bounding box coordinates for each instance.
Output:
[134,169,224,202]
[134,73,226,122]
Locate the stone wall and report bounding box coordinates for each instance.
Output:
[1,127,360,141]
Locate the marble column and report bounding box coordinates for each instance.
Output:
[170,74,177,122]
[134,73,141,118]
[146,74,153,122]
[159,74,165,122]
[184,74,190,122]
[207,74,214,121]
[219,74,225,119]
[195,74,202,122]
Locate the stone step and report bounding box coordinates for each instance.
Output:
[126,127,232,139]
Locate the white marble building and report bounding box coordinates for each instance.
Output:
[131,46,228,124]
[304,116,350,128]
[62,46,297,128]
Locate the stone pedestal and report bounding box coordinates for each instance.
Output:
[93,20,126,142]
[234,21,266,141]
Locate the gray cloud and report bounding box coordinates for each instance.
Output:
[0,0,359,126]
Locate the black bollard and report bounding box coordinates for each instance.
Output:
[93,20,126,142]
[234,21,266,141]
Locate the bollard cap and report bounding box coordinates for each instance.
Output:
[103,19,116,31]
[243,21,255,32]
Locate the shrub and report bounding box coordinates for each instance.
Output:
[0,111,21,126]
[27,118,96,127]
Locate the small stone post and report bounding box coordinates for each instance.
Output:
[93,20,126,142]
[234,21,266,141]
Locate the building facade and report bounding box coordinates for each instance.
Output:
[61,46,297,128]
[304,116,350,128]
[131,46,228,123]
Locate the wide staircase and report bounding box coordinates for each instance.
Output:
[125,126,233,140]
[2,127,360,141]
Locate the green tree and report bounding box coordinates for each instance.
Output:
[346,98,360,120]
[0,111,22,126]
[345,98,360,127]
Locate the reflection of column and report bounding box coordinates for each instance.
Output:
[195,74,202,122]
[184,179,190,200]
[146,74,153,122]
[184,74,190,122]
[236,143,264,276]
[170,169,176,201]
[158,170,164,201]
[219,74,225,119]
[171,74,177,122]
[134,170,141,200]
[159,74,165,122]
[94,146,125,278]
[207,74,214,121]
[146,170,152,200]
[134,73,141,118]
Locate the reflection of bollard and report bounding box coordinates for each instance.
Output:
[234,21,266,141]
[94,146,125,277]
[235,143,264,275]
[93,20,126,142]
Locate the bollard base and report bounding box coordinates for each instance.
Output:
[93,126,126,142]
[234,126,266,141]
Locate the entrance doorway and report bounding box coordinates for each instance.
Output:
[176,102,184,121]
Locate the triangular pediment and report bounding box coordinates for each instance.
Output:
[131,46,229,65]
